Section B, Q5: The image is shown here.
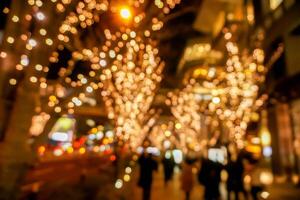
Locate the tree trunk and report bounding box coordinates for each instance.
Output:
[0,52,19,141]
[0,81,38,200]
[0,0,31,141]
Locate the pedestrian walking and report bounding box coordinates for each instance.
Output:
[137,151,158,200]
[249,160,264,200]
[225,153,247,200]
[162,151,176,186]
[180,158,195,200]
[198,157,222,200]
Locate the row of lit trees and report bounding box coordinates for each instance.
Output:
[0,0,182,198]
[165,25,268,151]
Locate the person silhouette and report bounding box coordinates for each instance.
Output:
[226,153,247,200]
[137,151,158,200]
[198,157,222,200]
[180,158,195,200]
[162,151,175,186]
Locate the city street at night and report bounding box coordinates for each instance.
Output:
[1,0,300,200]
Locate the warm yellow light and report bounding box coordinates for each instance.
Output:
[3,7,9,14]
[9,78,17,85]
[124,174,130,182]
[35,64,43,71]
[40,82,47,89]
[165,130,171,137]
[12,15,19,22]
[45,38,53,46]
[79,147,86,154]
[67,147,73,154]
[39,28,47,36]
[7,36,14,44]
[193,68,207,77]
[54,106,61,113]
[30,76,38,83]
[0,52,6,58]
[49,95,57,102]
[120,7,132,20]
[38,146,46,155]
[260,128,271,146]
[175,123,182,129]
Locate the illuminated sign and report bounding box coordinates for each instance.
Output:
[48,117,76,143]
[51,132,69,142]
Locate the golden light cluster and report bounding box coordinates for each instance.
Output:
[39,0,181,118]
[211,28,267,146]
[147,122,177,150]
[41,1,181,149]
[71,30,165,149]
[165,26,269,149]
[2,0,110,90]
[154,0,181,14]
[0,0,184,152]
[166,80,203,149]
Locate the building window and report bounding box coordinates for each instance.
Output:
[246,1,255,25]
[270,0,283,10]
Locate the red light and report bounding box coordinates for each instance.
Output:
[110,155,116,161]
[79,137,86,144]
[104,149,112,155]
[73,141,80,149]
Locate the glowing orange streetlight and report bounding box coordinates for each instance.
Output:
[119,6,132,20]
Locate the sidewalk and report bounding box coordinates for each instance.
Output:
[125,165,204,200]
[123,165,300,200]
[265,183,300,200]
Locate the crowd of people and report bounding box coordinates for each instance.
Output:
[137,146,264,200]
